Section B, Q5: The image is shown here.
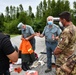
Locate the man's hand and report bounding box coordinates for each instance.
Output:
[25,38,29,40]
[52,34,59,40]
[21,37,29,40]
[55,36,59,40]
[54,47,62,55]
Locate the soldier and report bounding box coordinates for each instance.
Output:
[54,11,76,75]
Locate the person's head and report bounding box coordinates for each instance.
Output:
[59,11,71,26]
[17,22,26,30]
[47,16,54,26]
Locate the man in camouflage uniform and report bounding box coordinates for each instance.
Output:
[54,11,76,75]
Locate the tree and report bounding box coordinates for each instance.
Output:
[16,7,20,18]
[18,11,32,25]
[5,6,9,17]
[72,1,76,25]
[0,13,5,32]
[28,6,32,16]
[31,13,35,19]
[39,1,43,18]
[50,0,56,16]
[19,4,24,12]
[42,0,47,16]
[36,6,40,18]
[55,0,62,17]
[64,0,70,11]
[43,0,47,11]
[36,1,43,19]
[73,1,76,14]
[47,0,51,10]
[13,6,16,19]
[5,6,12,22]
[10,6,13,19]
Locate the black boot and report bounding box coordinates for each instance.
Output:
[25,62,31,70]
[22,62,31,71]
[22,62,27,71]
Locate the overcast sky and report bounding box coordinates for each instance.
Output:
[0,0,75,15]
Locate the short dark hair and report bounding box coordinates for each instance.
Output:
[59,11,71,22]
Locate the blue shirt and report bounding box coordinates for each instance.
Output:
[21,25,35,38]
[42,24,62,42]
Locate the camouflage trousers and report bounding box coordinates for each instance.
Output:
[56,64,76,75]
[56,54,76,75]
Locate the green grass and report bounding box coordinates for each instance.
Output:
[10,34,20,37]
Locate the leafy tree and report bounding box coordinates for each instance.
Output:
[0,13,4,22]
[39,1,43,18]
[4,19,19,34]
[42,0,47,16]
[36,1,43,19]
[36,6,40,18]
[31,13,35,19]
[19,4,24,12]
[12,6,16,19]
[47,0,51,10]
[0,13,4,32]
[18,11,32,25]
[33,20,43,32]
[47,0,51,15]
[50,0,56,16]
[28,6,32,16]
[5,6,9,17]
[64,0,70,11]
[5,6,11,22]
[73,1,76,15]
[43,0,47,11]
[16,7,20,18]
[10,6,13,19]
[55,0,62,17]
[72,1,76,25]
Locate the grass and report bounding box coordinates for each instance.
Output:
[10,34,20,37]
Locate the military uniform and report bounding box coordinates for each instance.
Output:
[56,22,76,75]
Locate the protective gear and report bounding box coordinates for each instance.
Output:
[47,21,53,25]
[19,39,34,54]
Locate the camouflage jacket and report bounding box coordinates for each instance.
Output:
[56,22,76,66]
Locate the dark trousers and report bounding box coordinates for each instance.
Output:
[21,53,35,71]
[29,38,35,50]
